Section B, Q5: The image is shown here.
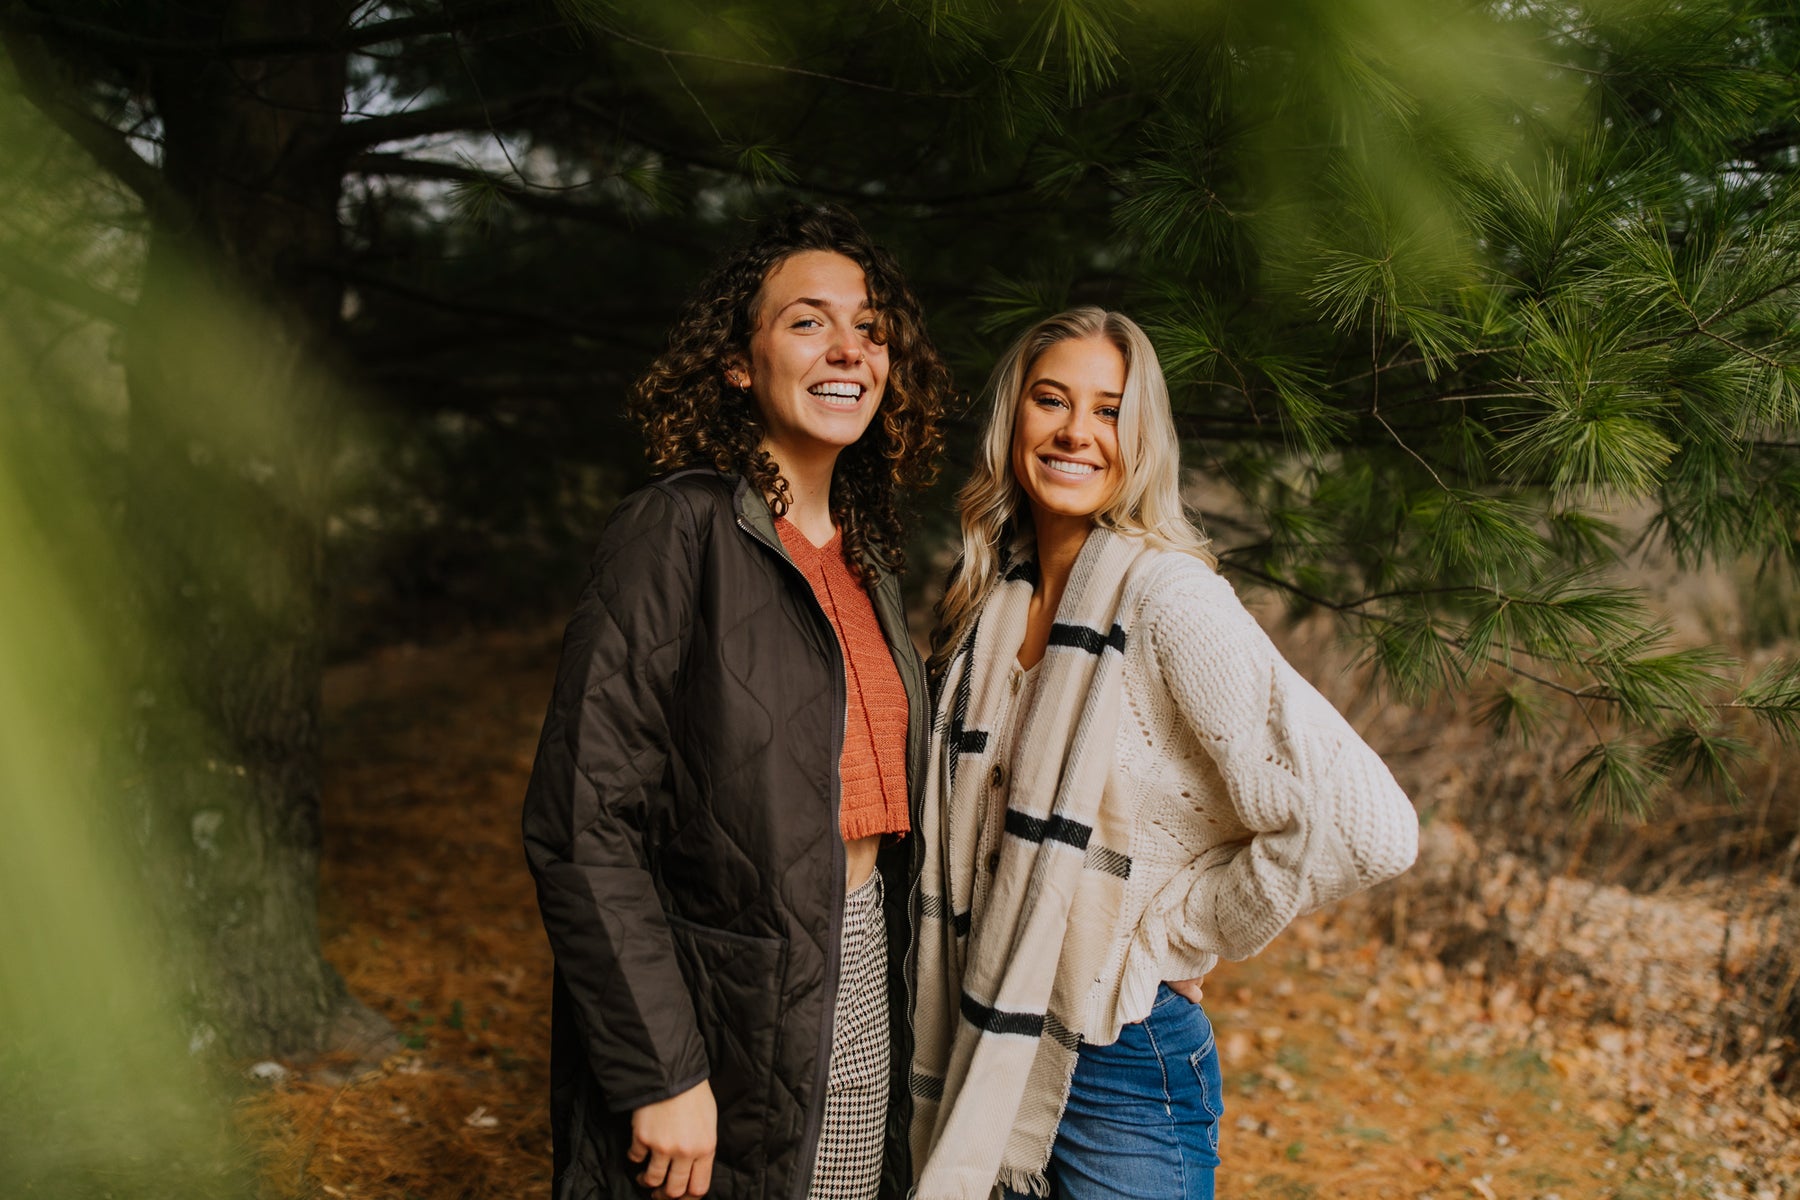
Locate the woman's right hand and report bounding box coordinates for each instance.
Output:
[1167,974,1207,1005]
[630,1080,718,1198]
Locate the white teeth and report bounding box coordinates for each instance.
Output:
[1043,458,1098,476]
[809,382,863,400]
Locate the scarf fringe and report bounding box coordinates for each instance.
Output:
[993,1005,1083,1198]
[994,1167,1051,1197]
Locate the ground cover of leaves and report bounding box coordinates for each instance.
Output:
[238,627,1799,1199]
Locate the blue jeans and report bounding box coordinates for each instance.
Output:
[1007,985,1223,1199]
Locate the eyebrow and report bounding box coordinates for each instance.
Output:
[777,296,875,316]
[1028,375,1125,400]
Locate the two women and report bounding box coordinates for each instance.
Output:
[526,206,1417,1200]
[522,205,948,1200]
[907,309,1419,1199]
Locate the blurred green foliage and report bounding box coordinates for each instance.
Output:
[0,100,250,1196]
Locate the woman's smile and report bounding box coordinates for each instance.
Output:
[807,379,867,408]
[1038,454,1102,478]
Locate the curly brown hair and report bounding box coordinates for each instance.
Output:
[631,203,950,582]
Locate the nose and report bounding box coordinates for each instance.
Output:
[1055,405,1093,446]
[826,322,864,366]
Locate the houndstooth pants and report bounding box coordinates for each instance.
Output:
[807,869,889,1200]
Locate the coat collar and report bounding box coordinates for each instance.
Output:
[729,471,901,595]
[731,472,782,547]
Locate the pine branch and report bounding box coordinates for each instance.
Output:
[337,87,589,150]
[0,241,135,325]
[1730,658,1800,743]
[1566,740,1659,819]
[1648,727,1750,804]
[572,110,1044,208]
[1,25,176,216]
[0,0,539,60]
[1225,563,1763,744]
[335,266,627,342]
[587,20,975,100]
[1624,269,1800,353]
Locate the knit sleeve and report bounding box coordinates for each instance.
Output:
[1137,557,1418,964]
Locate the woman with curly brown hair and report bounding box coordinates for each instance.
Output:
[523,204,950,1200]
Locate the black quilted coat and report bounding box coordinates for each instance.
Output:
[522,469,927,1200]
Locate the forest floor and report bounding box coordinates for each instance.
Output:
[239,626,1800,1200]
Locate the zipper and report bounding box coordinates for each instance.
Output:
[883,575,929,1153]
[736,512,848,1200]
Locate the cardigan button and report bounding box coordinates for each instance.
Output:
[986,851,1001,874]
[990,764,1005,788]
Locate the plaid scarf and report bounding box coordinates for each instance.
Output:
[910,528,1153,1199]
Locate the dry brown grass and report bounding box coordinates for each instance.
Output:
[239,628,561,1200]
[1211,909,1800,1198]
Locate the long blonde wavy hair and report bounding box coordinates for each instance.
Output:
[928,307,1214,678]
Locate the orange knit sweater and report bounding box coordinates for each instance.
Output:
[775,518,911,841]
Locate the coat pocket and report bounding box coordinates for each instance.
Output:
[664,914,789,1184]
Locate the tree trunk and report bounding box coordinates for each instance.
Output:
[122,0,377,1058]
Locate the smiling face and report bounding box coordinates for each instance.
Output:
[730,249,889,476]
[1010,335,1126,534]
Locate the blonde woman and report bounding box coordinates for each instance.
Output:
[909,308,1419,1199]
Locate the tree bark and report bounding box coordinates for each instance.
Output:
[121,0,377,1058]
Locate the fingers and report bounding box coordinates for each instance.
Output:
[630,1081,716,1196]
[1167,975,1207,1005]
[688,1154,714,1196]
[637,1150,672,1191]
[657,1156,692,1200]
[646,1151,714,1199]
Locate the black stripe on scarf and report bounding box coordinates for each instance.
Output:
[960,992,1045,1038]
[946,618,983,789]
[1042,1013,1081,1052]
[921,893,972,937]
[1004,808,1092,851]
[1003,559,1040,585]
[909,1070,945,1100]
[1083,844,1133,879]
[1048,622,1127,656]
[954,729,989,754]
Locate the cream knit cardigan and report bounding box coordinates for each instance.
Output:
[1080,548,1419,1039]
